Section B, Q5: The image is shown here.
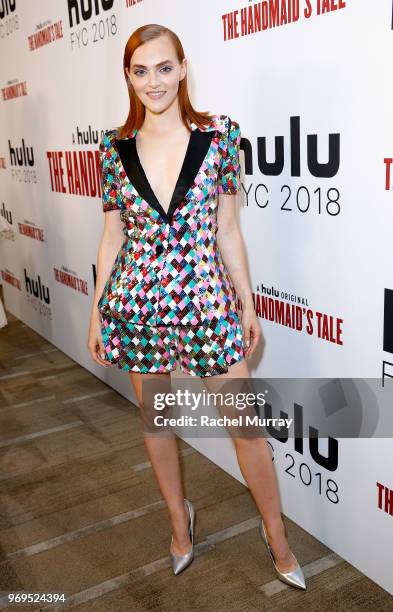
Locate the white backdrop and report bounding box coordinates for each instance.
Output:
[1,0,393,595]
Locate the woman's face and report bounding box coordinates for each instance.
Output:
[126,35,186,115]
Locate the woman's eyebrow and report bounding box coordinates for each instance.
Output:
[131,59,174,69]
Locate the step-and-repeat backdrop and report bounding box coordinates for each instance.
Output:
[1,0,392,595]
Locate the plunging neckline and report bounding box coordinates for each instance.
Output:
[134,130,193,218]
[114,127,216,225]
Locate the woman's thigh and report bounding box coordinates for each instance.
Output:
[128,371,174,434]
[200,359,261,438]
[201,358,251,394]
[128,371,172,405]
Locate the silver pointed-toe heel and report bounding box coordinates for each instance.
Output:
[170,498,195,575]
[259,518,306,590]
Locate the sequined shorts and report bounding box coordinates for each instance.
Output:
[100,311,245,377]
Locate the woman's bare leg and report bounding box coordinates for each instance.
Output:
[128,371,191,555]
[201,359,298,573]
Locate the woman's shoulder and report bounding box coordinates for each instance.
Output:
[214,113,240,135]
[101,127,119,141]
[99,128,119,153]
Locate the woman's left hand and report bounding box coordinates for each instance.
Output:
[240,305,261,358]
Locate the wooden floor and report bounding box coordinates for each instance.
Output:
[0,295,392,611]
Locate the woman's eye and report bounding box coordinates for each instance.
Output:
[134,66,172,77]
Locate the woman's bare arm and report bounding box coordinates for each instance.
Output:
[216,193,261,356]
[90,210,125,317]
[87,210,124,367]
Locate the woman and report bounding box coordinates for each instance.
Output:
[88,24,306,590]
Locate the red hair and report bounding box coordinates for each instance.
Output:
[117,24,215,139]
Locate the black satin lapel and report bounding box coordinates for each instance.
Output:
[166,130,215,223]
[114,138,167,221]
[115,130,216,224]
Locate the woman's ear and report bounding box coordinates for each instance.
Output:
[180,58,187,81]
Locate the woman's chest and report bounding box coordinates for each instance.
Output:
[115,129,223,224]
[135,132,193,214]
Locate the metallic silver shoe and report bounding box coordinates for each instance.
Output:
[259,518,306,590]
[170,498,195,575]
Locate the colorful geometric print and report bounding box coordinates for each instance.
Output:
[216,118,242,194]
[97,114,243,329]
[100,311,245,377]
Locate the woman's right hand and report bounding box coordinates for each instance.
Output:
[88,311,109,367]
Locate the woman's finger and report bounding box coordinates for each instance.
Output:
[88,340,109,367]
[242,323,251,353]
[96,340,109,366]
[98,339,107,362]
[247,322,260,356]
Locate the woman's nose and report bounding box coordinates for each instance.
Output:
[147,71,160,87]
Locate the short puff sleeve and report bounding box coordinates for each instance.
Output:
[99,130,124,212]
[217,117,242,194]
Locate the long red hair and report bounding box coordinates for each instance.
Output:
[117,24,215,139]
